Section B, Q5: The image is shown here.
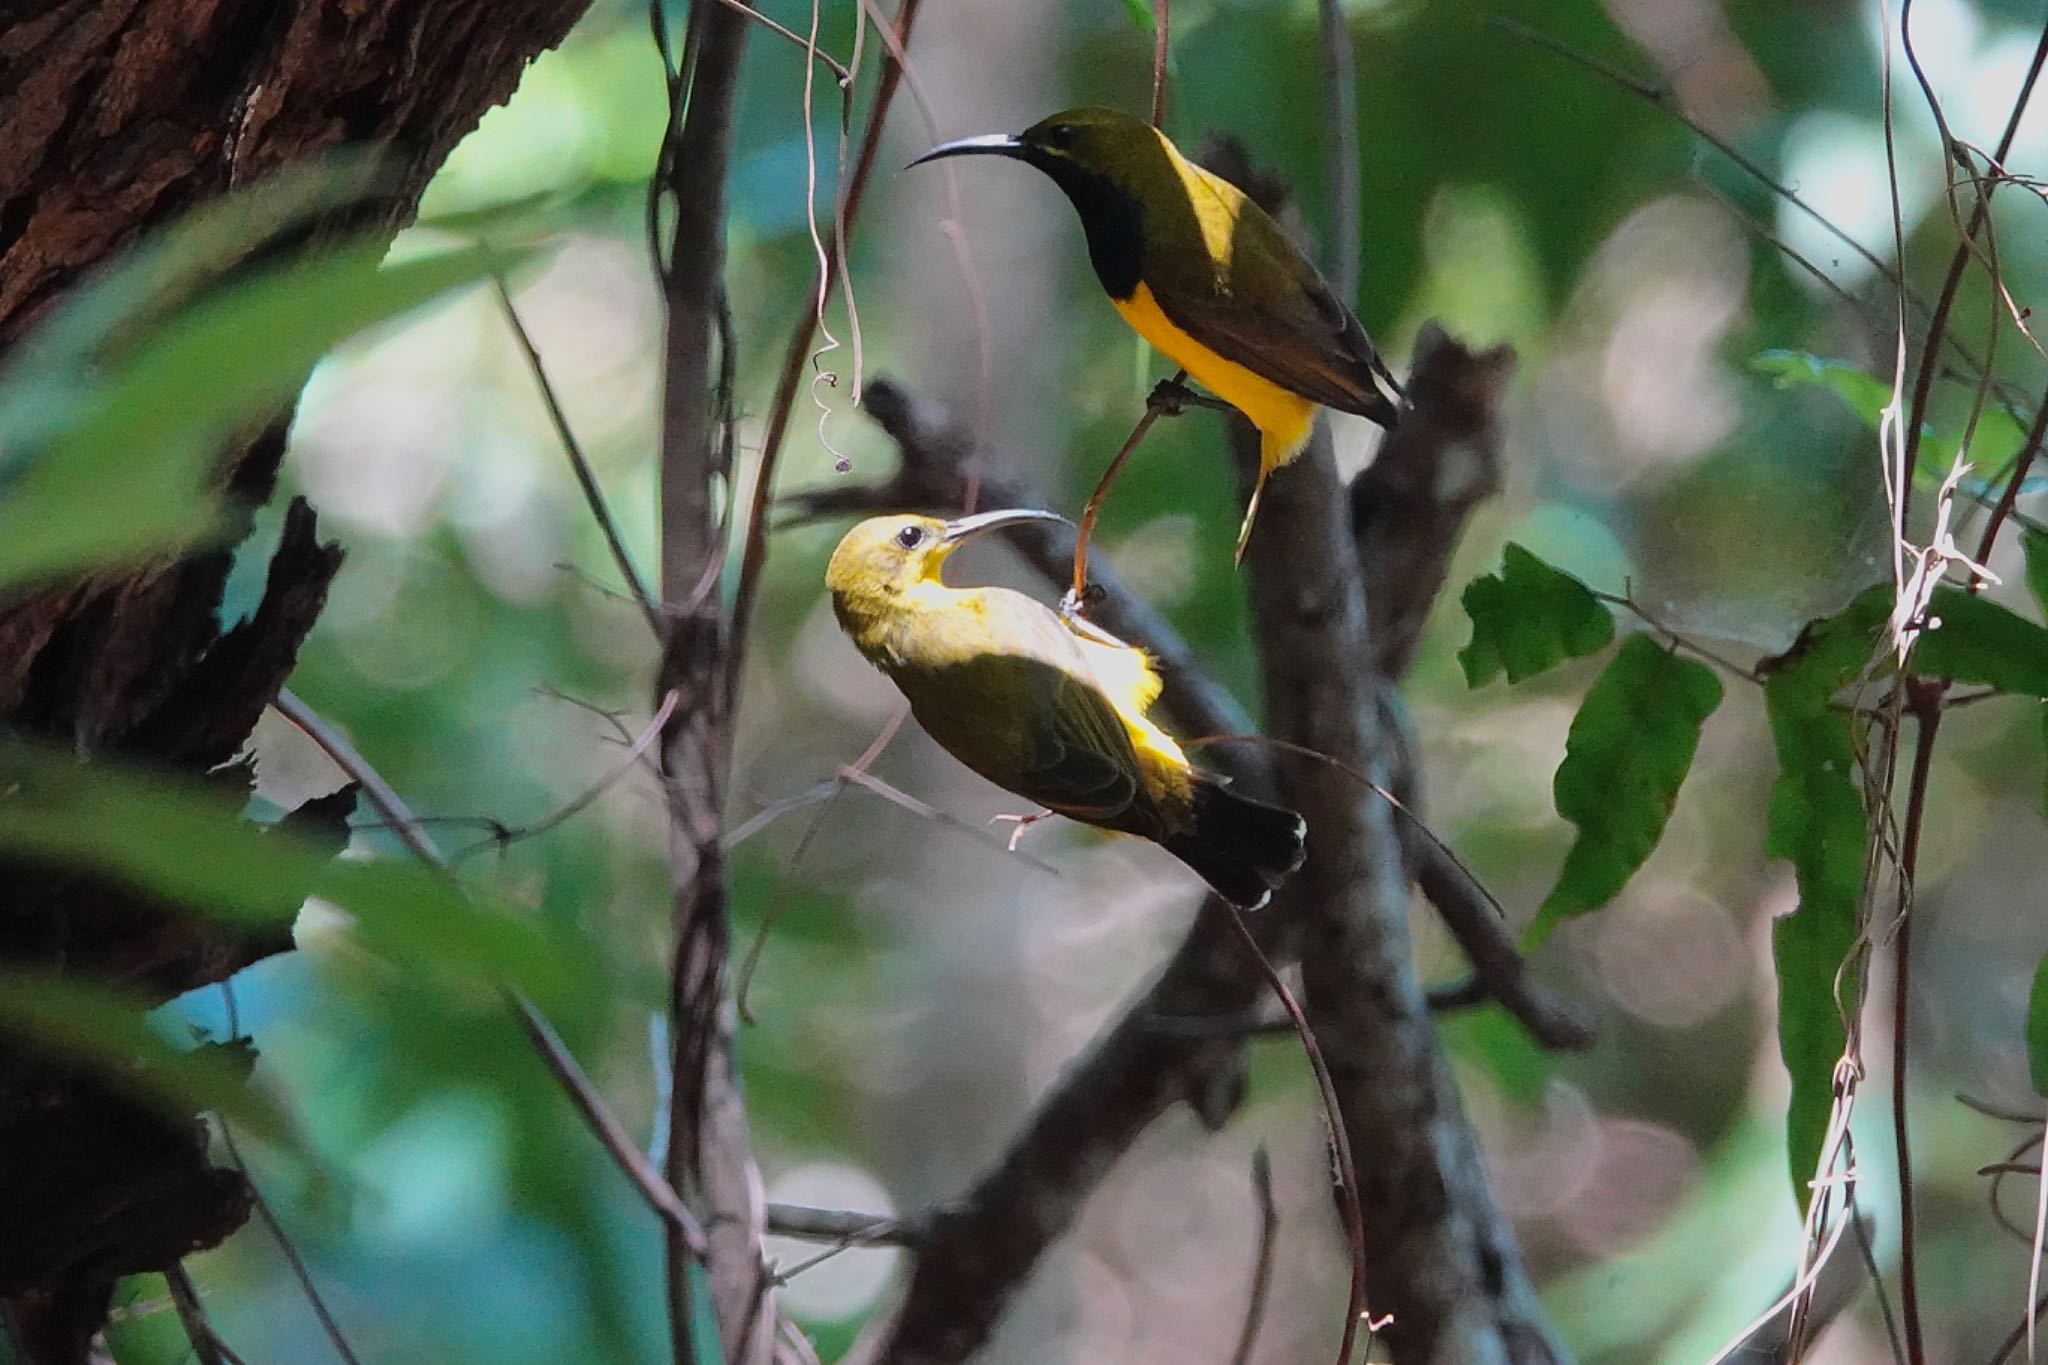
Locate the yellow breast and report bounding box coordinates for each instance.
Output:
[1110,283,1318,472]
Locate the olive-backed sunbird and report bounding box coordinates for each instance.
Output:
[827,510,1307,909]
[910,106,1403,559]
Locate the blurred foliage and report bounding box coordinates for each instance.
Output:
[7,1,2048,1363]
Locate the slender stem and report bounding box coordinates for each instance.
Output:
[765,1202,918,1245]
[728,0,925,680]
[1149,0,1170,127]
[1891,682,1942,1365]
[1216,906,1368,1365]
[512,997,709,1254]
[164,1264,231,1365]
[1226,1149,1280,1365]
[1894,5,2046,534]
[272,691,707,1260]
[218,1123,366,1365]
[1068,373,1185,606]
[492,277,665,637]
[1317,0,1359,303]
[1972,378,2048,569]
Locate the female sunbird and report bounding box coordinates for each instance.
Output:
[911,106,1403,559]
[827,509,1307,909]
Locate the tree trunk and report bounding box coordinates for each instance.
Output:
[0,2,592,1357]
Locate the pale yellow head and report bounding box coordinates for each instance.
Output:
[825,509,1067,635]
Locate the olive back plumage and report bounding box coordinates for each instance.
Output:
[827,513,1307,907]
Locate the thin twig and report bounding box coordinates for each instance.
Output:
[512,996,710,1255]
[163,1264,236,1365]
[1317,0,1360,304]
[1592,588,1764,684]
[1891,680,1942,1365]
[706,0,853,85]
[1993,1294,2048,1364]
[271,690,708,1259]
[1068,373,1189,609]
[1215,906,1368,1365]
[1893,2,2047,537]
[727,0,926,690]
[453,690,679,861]
[492,276,664,638]
[1149,0,1170,128]
[766,1203,920,1245]
[1189,733,1595,1051]
[1973,381,2048,569]
[1226,1148,1280,1365]
[218,1123,366,1365]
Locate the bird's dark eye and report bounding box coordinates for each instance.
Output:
[895,525,925,550]
[1042,123,1076,150]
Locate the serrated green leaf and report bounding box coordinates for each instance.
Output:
[1458,543,1615,686]
[2029,955,2048,1096]
[1529,636,1722,942]
[1915,586,2048,695]
[0,235,517,588]
[1760,592,1879,1214]
[0,972,302,1154]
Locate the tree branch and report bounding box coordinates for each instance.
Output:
[653,3,808,1361]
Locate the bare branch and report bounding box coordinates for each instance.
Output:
[492,276,665,638]
[766,1204,921,1246]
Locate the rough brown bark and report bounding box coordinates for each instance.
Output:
[0,2,593,1357]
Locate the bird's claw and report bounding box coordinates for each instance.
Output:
[1058,583,1102,621]
[990,809,1053,853]
[1148,377,1231,417]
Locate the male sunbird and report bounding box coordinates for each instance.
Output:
[827,509,1307,909]
[911,106,1402,558]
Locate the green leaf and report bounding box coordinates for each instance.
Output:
[2030,955,2048,1096]
[0,972,303,1153]
[1759,590,1883,1213]
[1529,636,1723,941]
[1756,583,1890,705]
[1458,543,1615,687]
[0,222,516,588]
[2026,529,2048,616]
[1753,350,2036,492]
[1915,586,2048,695]
[0,745,635,1015]
[1753,350,1893,426]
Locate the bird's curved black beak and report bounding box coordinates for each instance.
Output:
[939,508,1069,545]
[907,132,1028,170]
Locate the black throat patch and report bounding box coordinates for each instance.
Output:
[1043,163,1144,301]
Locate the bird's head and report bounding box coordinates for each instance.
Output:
[826,509,1068,629]
[909,108,1171,299]
[909,107,1160,183]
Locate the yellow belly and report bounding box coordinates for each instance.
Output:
[1111,283,1318,471]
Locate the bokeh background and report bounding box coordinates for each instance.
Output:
[92,0,2048,1359]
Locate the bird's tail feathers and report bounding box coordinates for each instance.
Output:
[1165,777,1307,910]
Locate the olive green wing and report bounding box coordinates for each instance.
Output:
[1145,201,1400,425]
[1010,666,1157,831]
